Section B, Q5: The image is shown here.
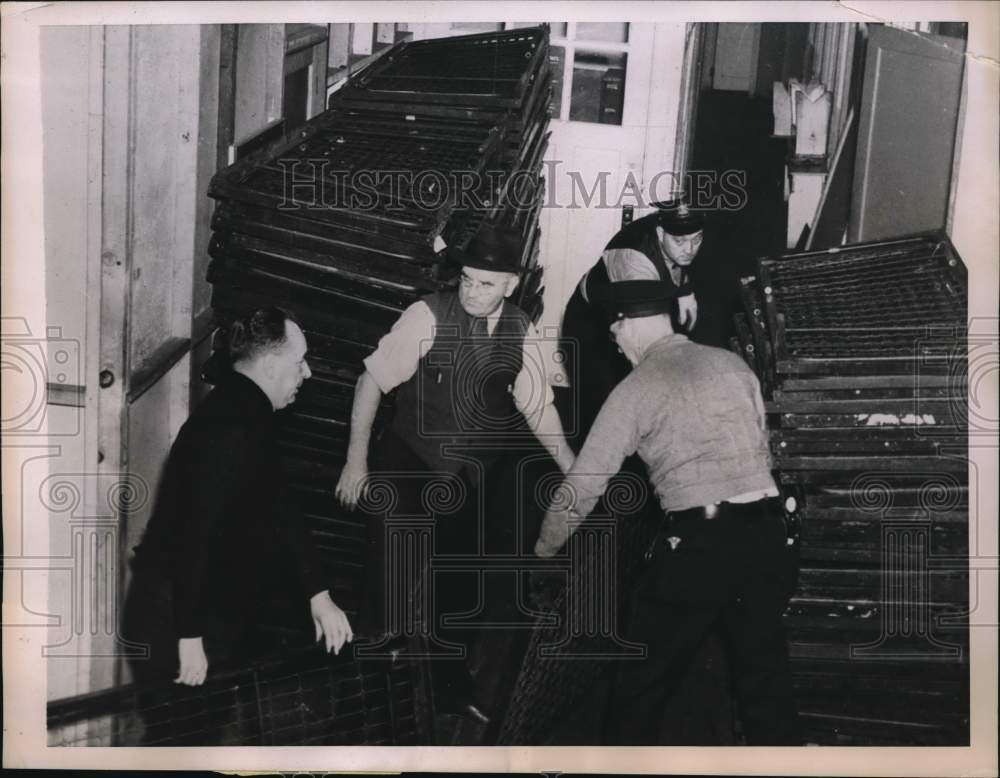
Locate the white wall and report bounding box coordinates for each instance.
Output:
[34,24,223,701]
[950,20,999,281]
[37,25,103,702]
[932,8,998,758]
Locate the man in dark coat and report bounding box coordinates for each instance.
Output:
[336,225,573,725]
[124,307,352,691]
[559,199,705,450]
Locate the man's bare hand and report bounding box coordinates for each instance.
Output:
[175,637,208,686]
[677,292,698,330]
[335,460,368,510]
[310,591,353,655]
[535,508,571,558]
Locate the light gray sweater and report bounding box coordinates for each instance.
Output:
[541,333,776,548]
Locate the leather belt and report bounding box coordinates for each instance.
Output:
[666,497,773,522]
[645,498,790,560]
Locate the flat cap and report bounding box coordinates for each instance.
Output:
[595,279,676,320]
[653,198,705,236]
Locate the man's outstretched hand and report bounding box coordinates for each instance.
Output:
[677,292,698,330]
[175,636,208,686]
[335,460,369,510]
[310,591,354,655]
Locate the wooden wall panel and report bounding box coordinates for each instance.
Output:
[234,24,285,144]
[128,26,200,370]
[192,27,221,336]
[41,27,91,351]
[849,26,965,242]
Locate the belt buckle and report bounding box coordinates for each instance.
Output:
[704,503,719,520]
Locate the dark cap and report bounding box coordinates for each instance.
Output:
[449,223,523,274]
[594,279,676,320]
[653,198,705,236]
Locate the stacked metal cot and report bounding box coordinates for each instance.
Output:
[47,644,418,746]
[204,26,553,742]
[732,232,970,745]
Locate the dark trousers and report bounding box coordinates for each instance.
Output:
[121,561,253,744]
[123,560,251,684]
[607,499,801,745]
[358,431,497,700]
[559,286,631,453]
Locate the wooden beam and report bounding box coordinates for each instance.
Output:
[217,24,238,171]
[127,336,192,404]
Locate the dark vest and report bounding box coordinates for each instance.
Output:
[582,212,691,304]
[390,291,530,473]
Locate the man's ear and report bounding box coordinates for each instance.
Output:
[258,351,277,379]
[503,273,520,298]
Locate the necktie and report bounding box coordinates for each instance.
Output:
[470,316,488,338]
[470,316,490,376]
[668,260,684,287]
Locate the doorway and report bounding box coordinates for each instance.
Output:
[683,22,809,348]
[537,23,692,337]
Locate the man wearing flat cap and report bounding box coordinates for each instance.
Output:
[337,223,573,724]
[535,280,800,745]
[560,198,705,449]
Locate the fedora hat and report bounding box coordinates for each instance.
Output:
[449,223,524,274]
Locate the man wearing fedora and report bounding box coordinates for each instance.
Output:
[336,223,574,725]
[559,198,706,449]
[535,279,800,745]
